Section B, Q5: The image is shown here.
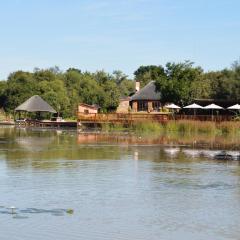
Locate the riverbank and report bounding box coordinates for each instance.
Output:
[99,120,240,136]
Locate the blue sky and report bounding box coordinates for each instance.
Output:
[0,0,240,79]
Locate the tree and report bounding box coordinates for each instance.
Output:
[3,71,37,112]
[0,81,7,108]
[99,80,120,111]
[155,61,203,105]
[37,80,70,117]
[119,79,134,97]
[112,70,128,84]
[134,65,165,86]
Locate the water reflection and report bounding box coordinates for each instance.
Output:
[0,127,240,170]
[164,148,180,157]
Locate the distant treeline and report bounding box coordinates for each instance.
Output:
[0,60,240,117]
[136,60,240,105]
[0,68,134,117]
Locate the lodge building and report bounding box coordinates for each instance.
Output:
[129,81,161,112]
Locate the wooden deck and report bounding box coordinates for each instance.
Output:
[15,119,77,128]
[77,113,169,124]
[77,112,236,124]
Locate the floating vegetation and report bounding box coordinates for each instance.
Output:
[12,215,29,219]
[66,209,74,214]
[0,207,74,219]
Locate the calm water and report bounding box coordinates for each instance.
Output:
[0,127,240,240]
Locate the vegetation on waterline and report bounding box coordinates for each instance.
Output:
[99,120,240,136]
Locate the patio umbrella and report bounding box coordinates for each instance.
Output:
[227,104,240,118]
[165,103,181,120]
[165,103,181,109]
[204,103,223,110]
[227,104,240,110]
[183,103,203,116]
[204,103,223,120]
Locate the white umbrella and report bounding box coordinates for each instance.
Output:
[183,103,203,109]
[184,103,203,117]
[165,103,180,120]
[227,104,240,110]
[165,103,181,109]
[204,103,223,109]
[204,103,223,120]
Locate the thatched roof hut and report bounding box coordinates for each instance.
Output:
[15,95,56,113]
[130,81,161,101]
[130,81,161,112]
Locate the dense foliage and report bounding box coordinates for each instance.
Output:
[0,60,240,116]
[0,68,134,117]
[135,60,240,105]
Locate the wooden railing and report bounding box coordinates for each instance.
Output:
[77,112,236,123]
[77,113,169,123]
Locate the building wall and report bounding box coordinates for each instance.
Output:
[131,100,161,112]
[132,101,138,112]
[78,105,98,114]
[116,99,130,113]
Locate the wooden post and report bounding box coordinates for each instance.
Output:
[132,101,137,112]
[148,101,153,113]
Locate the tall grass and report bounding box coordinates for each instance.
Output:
[165,120,240,136]
[101,123,127,132]
[168,120,217,135]
[99,120,240,136]
[131,121,164,134]
[217,121,240,135]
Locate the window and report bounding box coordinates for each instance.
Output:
[152,101,161,111]
[137,101,148,111]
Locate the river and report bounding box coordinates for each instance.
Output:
[0,126,239,240]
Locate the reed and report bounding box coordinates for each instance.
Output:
[217,121,240,135]
[165,120,240,135]
[131,121,164,134]
[100,120,240,136]
[164,120,215,134]
[101,123,127,132]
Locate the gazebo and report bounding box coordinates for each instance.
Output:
[15,95,56,120]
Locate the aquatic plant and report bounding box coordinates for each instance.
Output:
[131,122,164,134]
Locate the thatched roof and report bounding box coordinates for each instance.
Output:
[15,95,57,113]
[130,81,161,101]
[79,103,100,109]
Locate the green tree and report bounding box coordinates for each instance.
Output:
[3,71,37,112]
[155,61,203,105]
[134,65,165,86]
[37,80,70,117]
[0,81,7,108]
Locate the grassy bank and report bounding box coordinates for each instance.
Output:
[100,120,240,136]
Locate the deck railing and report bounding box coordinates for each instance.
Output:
[77,113,169,123]
[77,112,236,123]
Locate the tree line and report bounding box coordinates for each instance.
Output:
[0,68,134,117]
[0,60,240,117]
[135,60,240,106]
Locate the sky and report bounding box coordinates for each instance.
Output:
[0,0,240,79]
